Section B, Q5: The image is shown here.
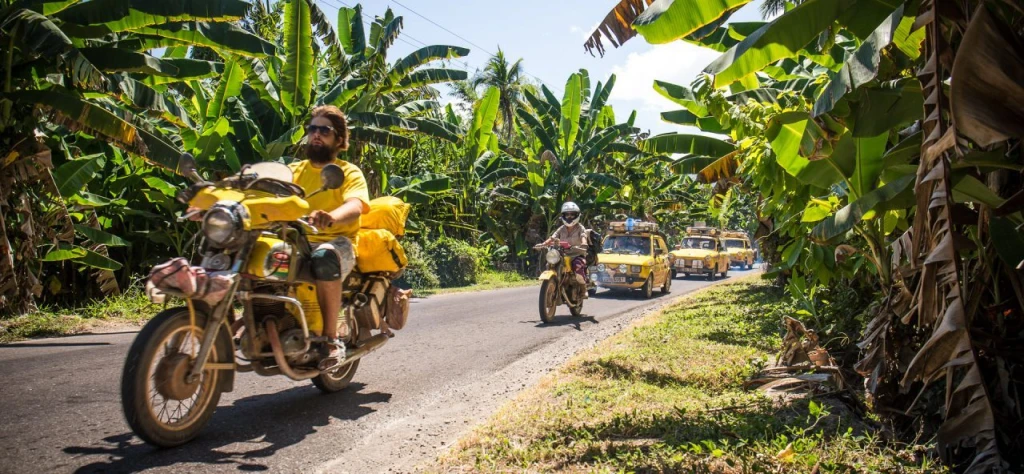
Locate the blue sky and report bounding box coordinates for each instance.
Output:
[313,0,769,135]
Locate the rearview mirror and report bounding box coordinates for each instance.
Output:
[320,163,345,190]
[177,153,201,183]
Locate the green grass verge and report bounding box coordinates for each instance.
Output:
[415,270,537,297]
[0,288,157,343]
[435,280,943,473]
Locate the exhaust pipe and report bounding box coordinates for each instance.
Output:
[331,333,389,369]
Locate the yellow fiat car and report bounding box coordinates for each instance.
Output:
[670,226,730,280]
[722,230,755,269]
[589,220,672,298]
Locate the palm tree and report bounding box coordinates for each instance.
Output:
[470,49,526,141]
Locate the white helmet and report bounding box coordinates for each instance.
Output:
[560,201,581,226]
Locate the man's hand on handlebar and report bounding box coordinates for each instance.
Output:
[309,209,335,229]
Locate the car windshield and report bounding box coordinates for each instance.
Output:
[680,237,716,250]
[603,236,651,255]
[724,239,746,249]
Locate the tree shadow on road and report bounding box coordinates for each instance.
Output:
[64,383,390,473]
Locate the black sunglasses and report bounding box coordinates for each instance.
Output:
[305,124,335,136]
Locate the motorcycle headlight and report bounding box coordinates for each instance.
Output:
[597,264,606,272]
[545,249,561,265]
[631,265,642,273]
[203,201,245,247]
[618,264,628,273]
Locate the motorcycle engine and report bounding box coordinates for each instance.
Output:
[280,328,316,366]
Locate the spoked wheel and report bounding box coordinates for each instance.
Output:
[122,307,223,448]
[539,279,558,323]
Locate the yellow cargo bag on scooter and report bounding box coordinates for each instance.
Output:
[355,228,407,273]
[361,196,410,236]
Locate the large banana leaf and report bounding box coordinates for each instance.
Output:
[139,58,224,85]
[766,111,843,186]
[467,88,501,160]
[73,224,128,247]
[206,59,243,120]
[3,8,105,89]
[56,0,250,36]
[306,0,344,71]
[516,108,559,157]
[393,100,439,116]
[109,74,194,127]
[388,45,471,84]
[653,80,708,116]
[661,109,728,133]
[23,0,80,15]
[832,131,889,198]
[811,174,915,242]
[281,0,313,116]
[320,78,367,107]
[812,7,905,117]
[53,153,104,197]
[136,22,275,58]
[6,89,139,152]
[336,5,366,56]
[407,118,460,143]
[79,47,180,76]
[640,132,734,157]
[560,73,583,154]
[848,78,922,137]
[634,0,751,45]
[347,112,416,131]
[705,0,898,87]
[394,68,468,91]
[350,126,414,149]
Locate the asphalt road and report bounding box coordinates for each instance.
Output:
[0,268,758,473]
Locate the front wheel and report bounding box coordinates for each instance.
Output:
[721,267,729,278]
[642,277,654,299]
[539,279,558,323]
[661,274,671,294]
[121,307,223,448]
[707,266,716,281]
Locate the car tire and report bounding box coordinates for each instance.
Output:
[707,266,716,281]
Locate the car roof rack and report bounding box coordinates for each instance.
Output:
[608,220,659,234]
[685,226,721,237]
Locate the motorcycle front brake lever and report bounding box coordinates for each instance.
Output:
[296,218,320,234]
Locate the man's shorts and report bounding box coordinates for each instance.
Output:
[309,236,356,281]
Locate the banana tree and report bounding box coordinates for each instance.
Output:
[583,0,1024,470]
[0,0,276,313]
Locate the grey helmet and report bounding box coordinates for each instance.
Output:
[560,201,581,226]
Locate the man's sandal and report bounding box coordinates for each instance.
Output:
[318,338,347,371]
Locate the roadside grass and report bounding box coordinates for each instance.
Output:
[416,270,536,297]
[435,280,942,473]
[0,286,156,343]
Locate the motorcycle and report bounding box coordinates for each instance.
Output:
[535,241,588,323]
[121,154,408,448]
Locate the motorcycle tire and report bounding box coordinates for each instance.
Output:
[122,307,224,448]
[569,299,583,317]
[539,279,558,324]
[588,287,597,297]
[312,359,360,393]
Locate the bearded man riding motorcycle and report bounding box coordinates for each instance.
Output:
[187,105,369,370]
[542,202,590,289]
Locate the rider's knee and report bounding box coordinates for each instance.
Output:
[310,237,355,282]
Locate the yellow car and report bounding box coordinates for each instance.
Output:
[722,230,755,270]
[588,221,672,299]
[670,226,730,280]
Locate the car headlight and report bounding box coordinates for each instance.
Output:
[203,201,245,247]
[631,265,642,273]
[590,273,598,281]
[545,249,561,265]
[597,264,606,272]
[618,264,628,273]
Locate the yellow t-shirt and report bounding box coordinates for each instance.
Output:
[288,158,370,241]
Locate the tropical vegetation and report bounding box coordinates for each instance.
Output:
[583,0,1023,471]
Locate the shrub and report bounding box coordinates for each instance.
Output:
[425,237,488,287]
[395,241,440,290]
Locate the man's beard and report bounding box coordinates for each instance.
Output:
[306,143,337,165]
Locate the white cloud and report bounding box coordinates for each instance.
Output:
[569,25,581,34]
[607,41,720,113]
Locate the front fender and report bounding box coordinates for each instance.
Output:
[538,270,557,281]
